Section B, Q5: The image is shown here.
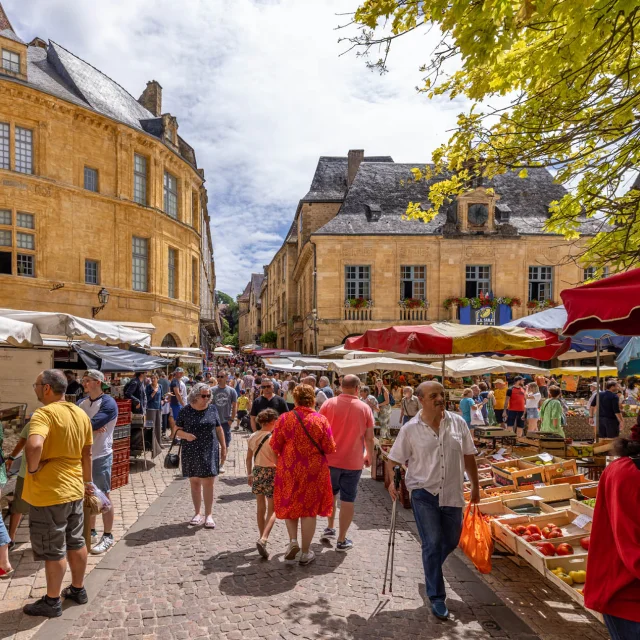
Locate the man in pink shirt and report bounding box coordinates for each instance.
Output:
[319,374,375,551]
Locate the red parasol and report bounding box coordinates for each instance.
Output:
[344,323,569,360]
[561,267,640,336]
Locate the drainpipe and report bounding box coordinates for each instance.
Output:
[312,239,318,355]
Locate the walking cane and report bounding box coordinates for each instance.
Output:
[382,466,403,595]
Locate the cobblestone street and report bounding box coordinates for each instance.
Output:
[0,433,607,640]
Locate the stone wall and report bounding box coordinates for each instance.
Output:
[0,83,205,347]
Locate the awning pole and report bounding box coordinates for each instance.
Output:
[595,338,601,443]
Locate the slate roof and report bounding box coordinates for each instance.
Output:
[251,273,265,300]
[302,156,393,202]
[238,282,251,303]
[315,163,600,236]
[0,23,199,169]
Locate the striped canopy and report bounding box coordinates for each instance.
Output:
[344,322,569,360]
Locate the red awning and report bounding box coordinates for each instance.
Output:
[344,323,569,361]
[561,267,640,336]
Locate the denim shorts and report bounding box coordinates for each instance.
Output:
[526,407,540,419]
[329,467,363,503]
[92,453,113,493]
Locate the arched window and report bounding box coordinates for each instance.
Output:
[161,333,178,348]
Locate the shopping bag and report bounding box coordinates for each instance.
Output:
[470,405,485,426]
[458,503,493,574]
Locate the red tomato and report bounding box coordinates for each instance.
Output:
[556,543,574,556]
[580,536,590,550]
[537,542,556,557]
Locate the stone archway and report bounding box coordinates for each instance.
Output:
[161,333,181,348]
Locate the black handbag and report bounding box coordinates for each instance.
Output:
[163,436,182,469]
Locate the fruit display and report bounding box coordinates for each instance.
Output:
[532,541,576,556]
[541,523,564,539]
[582,498,596,508]
[550,566,587,587]
[556,543,574,556]
[551,567,576,584]
[580,536,590,550]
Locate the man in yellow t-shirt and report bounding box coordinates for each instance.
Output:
[493,379,508,426]
[23,369,93,619]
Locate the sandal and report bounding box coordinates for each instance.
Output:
[204,516,216,529]
[0,567,14,580]
[189,514,205,526]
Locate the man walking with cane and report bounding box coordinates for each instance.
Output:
[386,381,480,620]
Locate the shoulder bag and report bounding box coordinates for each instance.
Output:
[163,436,182,469]
[293,410,325,458]
[253,432,272,460]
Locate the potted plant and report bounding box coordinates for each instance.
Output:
[345,297,371,309]
[399,297,427,309]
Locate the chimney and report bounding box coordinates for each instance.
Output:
[347,149,365,187]
[138,80,163,117]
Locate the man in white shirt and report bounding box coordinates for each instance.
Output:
[387,381,480,621]
[302,375,328,408]
[77,370,119,555]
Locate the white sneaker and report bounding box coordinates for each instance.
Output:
[299,550,316,566]
[91,535,114,555]
[219,465,226,474]
[284,540,300,563]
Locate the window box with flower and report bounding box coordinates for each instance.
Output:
[443,294,521,325]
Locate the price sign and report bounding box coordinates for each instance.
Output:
[491,454,505,461]
[496,447,507,456]
[526,496,544,501]
[572,514,593,529]
[534,483,547,488]
[538,453,554,462]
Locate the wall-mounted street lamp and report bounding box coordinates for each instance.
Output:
[92,288,110,318]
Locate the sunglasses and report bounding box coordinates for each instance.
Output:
[200,394,211,399]
[261,386,272,389]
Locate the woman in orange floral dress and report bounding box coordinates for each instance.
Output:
[271,384,336,566]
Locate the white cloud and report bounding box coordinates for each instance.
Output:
[9,0,469,295]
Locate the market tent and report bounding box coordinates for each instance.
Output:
[0,316,43,347]
[213,346,233,356]
[73,342,172,372]
[561,267,640,336]
[443,357,549,378]
[549,366,618,377]
[317,357,441,376]
[616,337,640,377]
[345,322,569,360]
[241,344,260,352]
[0,309,151,347]
[504,305,628,351]
[262,357,327,372]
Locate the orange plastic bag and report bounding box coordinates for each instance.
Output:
[458,503,493,574]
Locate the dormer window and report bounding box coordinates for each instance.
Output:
[2,49,20,74]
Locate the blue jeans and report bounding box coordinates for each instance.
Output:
[0,514,10,547]
[221,422,231,448]
[402,415,412,425]
[411,489,463,603]
[604,614,640,640]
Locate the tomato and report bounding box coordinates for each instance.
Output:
[556,543,574,556]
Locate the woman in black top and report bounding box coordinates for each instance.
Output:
[174,382,227,529]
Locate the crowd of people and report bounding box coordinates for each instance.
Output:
[0,358,638,635]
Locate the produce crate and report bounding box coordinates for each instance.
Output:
[528,510,593,537]
[482,486,533,501]
[550,473,586,486]
[478,500,518,526]
[518,455,578,480]
[518,533,588,576]
[503,497,556,518]
[492,516,530,553]
[491,459,547,489]
[112,447,130,465]
[544,556,588,603]
[111,468,129,490]
[113,436,131,452]
[113,424,131,440]
[116,412,132,427]
[569,498,595,518]
[110,458,130,490]
[572,483,598,500]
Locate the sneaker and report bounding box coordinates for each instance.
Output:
[61,585,89,605]
[319,528,336,542]
[298,550,316,566]
[336,539,353,552]
[90,535,114,555]
[219,465,226,474]
[256,539,269,559]
[431,601,449,620]
[284,540,300,563]
[8,540,15,552]
[23,596,62,618]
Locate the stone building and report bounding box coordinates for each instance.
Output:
[246,149,602,354]
[238,273,264,347]
[0,5,219,348]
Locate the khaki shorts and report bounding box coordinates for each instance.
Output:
[29,500,85,561]
[10,476,31,515]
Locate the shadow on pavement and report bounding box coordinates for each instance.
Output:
[280,594,504,640]
[0,607,43,640]
[123,521,201,546]
[217,477,249,487]
[201,546,346,597]
[217,491,255,503]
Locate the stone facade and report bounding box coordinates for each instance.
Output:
[243,152,603,355]
[237,273,263,346]
[0,8,217,348]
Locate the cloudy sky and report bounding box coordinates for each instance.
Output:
[10,0,468,296]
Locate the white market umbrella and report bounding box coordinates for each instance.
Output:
[443,356,549,378]
[318,357,441,376]
[213,346,233,356]
[0,316,43,347]
[0,309,149,347]
[263,357,327,372]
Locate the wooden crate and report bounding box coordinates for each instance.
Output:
[113,437,130,452]
[492,516,529,553]
[569,498,595,518]
[518,533,588,576]
[491,459,547,489]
